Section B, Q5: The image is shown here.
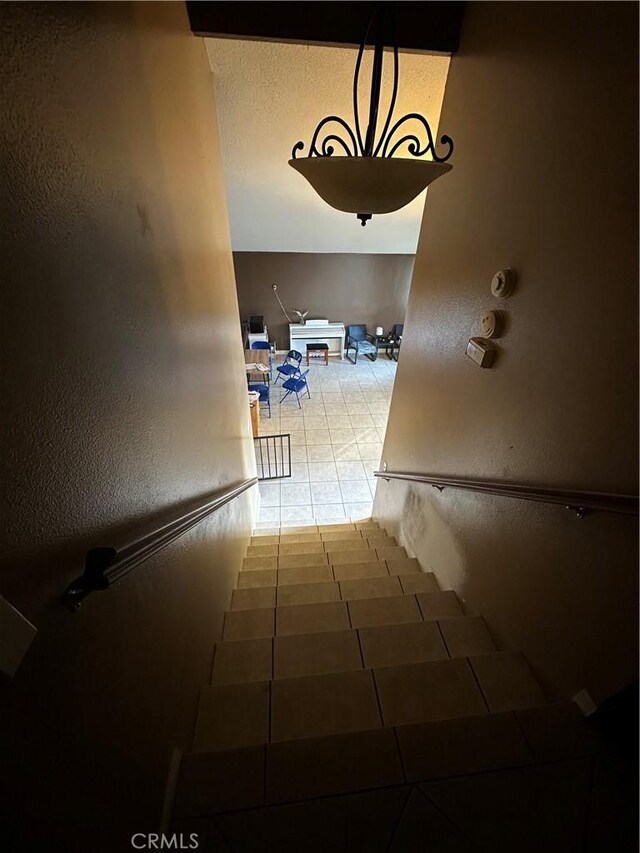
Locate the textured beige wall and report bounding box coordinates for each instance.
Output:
[0,3,256,849]
[375,2,638,704]
[234,252,414,351]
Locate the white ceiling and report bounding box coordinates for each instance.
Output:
[205,39,450,254]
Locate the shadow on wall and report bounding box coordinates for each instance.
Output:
[399,484,469,592]
[375,476,639,704]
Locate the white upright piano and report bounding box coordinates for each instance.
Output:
[289,319,345,359]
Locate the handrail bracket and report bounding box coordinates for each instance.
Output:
[65,547,116,609]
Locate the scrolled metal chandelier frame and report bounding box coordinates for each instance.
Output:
[289,3,454,225]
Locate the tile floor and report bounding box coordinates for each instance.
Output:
[255,352,396,527]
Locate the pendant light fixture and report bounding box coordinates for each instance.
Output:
[289,3,454,226]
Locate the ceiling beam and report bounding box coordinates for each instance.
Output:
[187,2,465,55]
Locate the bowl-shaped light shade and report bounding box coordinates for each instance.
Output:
[288,156,452,215]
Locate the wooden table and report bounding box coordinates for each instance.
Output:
[245,349,270,383]
[245,349,269,367]
[248,392,260,437]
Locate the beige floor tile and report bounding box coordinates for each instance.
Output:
[417,590,464,621]
[396,712,533,782]
[231,587,276,611]
[388,787,475,853]
[193,682,270,752]
[375,546,407,561]
[277,581,341,607]
[398,572,440,594]
[470,652,547,712]
[339,575,402,600]
[306,429,331,445]
[306,445,336,463]
[333,444,362,461]
[348,595,423,628]
[320,531,365,542]
[278,532,321,543]
[215,787,409,853]
[374,658,488,726]
[355,521,379,530]
[421,758,593,852]
[278,541,325,556]
[439,616,497,657]
[271,669,382,742]
[358,622,448,668]
[274,629,362,679]
[307,461,339,482]
[242,556,277,571]
[276,601,351,636]
[329,548,378,565]
[251,535,279,546]
[277,552,328,569]
[212,638,273,685]
[515,702,597,762]
[277,564,334,586]
[246,544,279,558]
[386,557,421,576]
[364,536,397,549]
[236,569,276,589]
[324,539,375,554]
[320,522,356,531]
[174,746,265,817]
[223,608,275,641]
[266,729,404,804]
[333,561,390,581]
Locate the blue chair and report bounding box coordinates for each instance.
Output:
[280,369,310,409]
[248,382,271,418]
[274,350,303,384]
[345,325,378,364]
[251,340,273,379]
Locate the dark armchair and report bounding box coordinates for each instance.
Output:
[345,325,378,364]
[385,324,404,361]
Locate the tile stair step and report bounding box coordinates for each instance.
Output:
[273,522,377,535]
[192,652,548,753]
[231,559,440,592]
[319,530,373,541]
[223,588,467,640]
[280,521,380,532]
[236,563,430,592]
[173,518,578,831]
[241,546,406,571]
[211,617,498,685]
[274,536,397,556]
[175,703,595,817]
[232,573,441,605]
[250,524,382,545]
[271,532,322,543]
[245,537,397,558]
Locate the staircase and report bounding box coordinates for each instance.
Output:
[170,521,600,852]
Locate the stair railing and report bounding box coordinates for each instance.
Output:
[373,467,638,518]
[254,434,292,480]
[65,477,258,608]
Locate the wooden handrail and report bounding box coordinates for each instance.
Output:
[65,477,258,607]
[373,469,638,518]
